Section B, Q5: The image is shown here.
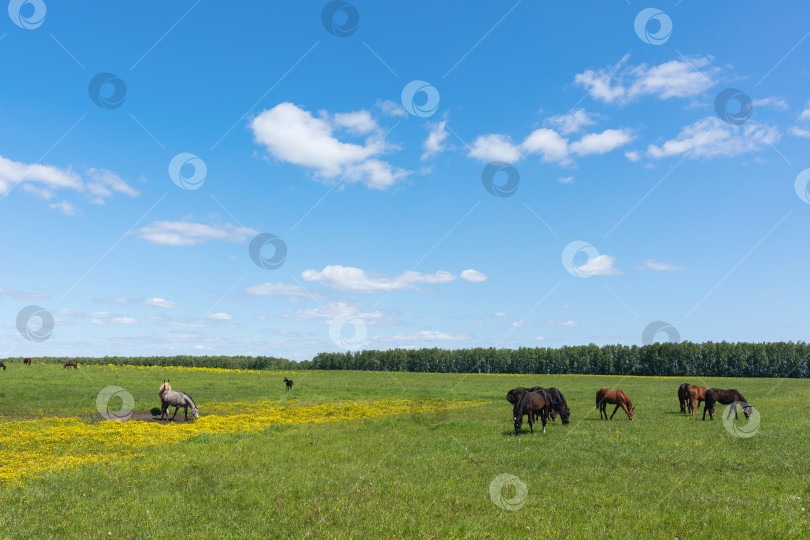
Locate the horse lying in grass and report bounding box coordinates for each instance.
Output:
[702,388,751,421]
[63,360,78,369]
[596,388,634,421]
[513,390,550,435]
[284,377,293,390]
[158,380,199,421]
[685,384,708,416]
[678,383,690,413]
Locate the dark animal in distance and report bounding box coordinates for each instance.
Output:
[685,384,708,416]
[596,388,634,421]
[63,360,78,369]
[0,361,6,371]
[514,391,550,435]
[678,383,690,413]
[284,377,293,390]
[506,386,569,424]
[703,388,752,421]
[158,380,199,421]
[23,358,32,365]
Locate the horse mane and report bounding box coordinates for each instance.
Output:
[183,392,197,408]
[620,390,633,408]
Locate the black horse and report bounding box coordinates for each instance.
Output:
[514,391,550,435]
[0,361,6,371]
[703,388,752,421]
[506,386,570,424]
[284,377,293,391]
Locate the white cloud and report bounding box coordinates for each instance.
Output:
[790,127,810,138]
[468,134,522,163]
[0,288,52,301]
[625,151,641,162]
[549,320,578,327]
[244,282,321,299]
[144,297,178,308]
[250,102,408,190]
[376,99,408,118]
[136,221,257,246]
[639,259,685,271]
[421,120,449,160]
[536,336,547,342]
[575,55,719,104]
[285,302,383,323]
[646,117,781,159]
[799,101,810,122]
[110,316,137,325]
[0,154,139,205]
[576,254,621,276]
[208,312,233,320]
[521,128,570,163]
[512,321,525,328]
[460,269,487,282]
[557,176,574,184]
[544,109,596,135]
[493,312,508,318]
[49,200,79,215]
[372,330,472,343]
[753,97,789,111]
[302,265,471,293]
[570,129,634,156]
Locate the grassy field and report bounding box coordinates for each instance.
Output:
[0,363,808,539]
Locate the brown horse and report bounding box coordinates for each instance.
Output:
[284,377,293,391]
[63,360,78,369]
[513,391,550,435]
[678,383,690,413]
[596,388,634,421]
[703,388,752,421]
[0,361,6,371]
[507,387,560,422]
[685,384,708,416]
[23,358,31,365]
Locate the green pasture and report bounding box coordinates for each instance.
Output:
[0,363,807,539]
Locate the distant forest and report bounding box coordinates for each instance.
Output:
[7,341,810,377]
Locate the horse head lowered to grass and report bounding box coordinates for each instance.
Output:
[158,380,199,421]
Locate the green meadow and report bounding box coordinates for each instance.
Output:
[0,363,807,539]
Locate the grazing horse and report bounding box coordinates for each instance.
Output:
[158,380,199,421]
[596,388,634,421]
[23,358,31,365]
[685,384,708,416]
[63,360,78,369]
[529,387,570,425]
[678,383,690,413]
[703,388,752,421]
[513,391,550,435]
[0,361,6,371]
[284,377,293,391]
[507,387,550,422]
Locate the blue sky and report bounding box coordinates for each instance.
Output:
[2,1,810,360]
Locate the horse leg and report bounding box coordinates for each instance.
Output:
[528,410,534,434]
[172,406,179,420]
[609,403,621,420]
[623,403,632,421]
[541,408,547,434]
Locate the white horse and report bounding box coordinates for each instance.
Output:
[158,380,199,421]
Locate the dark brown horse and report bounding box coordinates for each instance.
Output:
[0,361,6,371]
[514,391,550,435]
[678,383,690,413]
[703,388,752,421]
[596,388,634,421]
[64,360,78,369]
[284,377,293,390]
[23,357,31,365]
[685,384,708,416]
[507,387,564,422]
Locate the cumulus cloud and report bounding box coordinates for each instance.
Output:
[0,154,139,206]
[208,312,233,320]
[460,269,487,282]
[646,117,780,159]
[376,99,408,118]
[49,200,79,215]
[244,282,322,299]
[575,55,719,104]
[549,320,578,327]
[144,297,178,308]
[570,129,634,156]
[301,265,485,293]
[422,120,449,160]
[468,134,522,163]
[250,102,409,190]
[136,221,257,246]
[575,254,621,276]
[544,109,597,135]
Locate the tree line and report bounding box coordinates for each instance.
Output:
[310,342,810,378]
[6,355,311,371]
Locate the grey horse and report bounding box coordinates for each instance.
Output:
[158,380,199,421]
